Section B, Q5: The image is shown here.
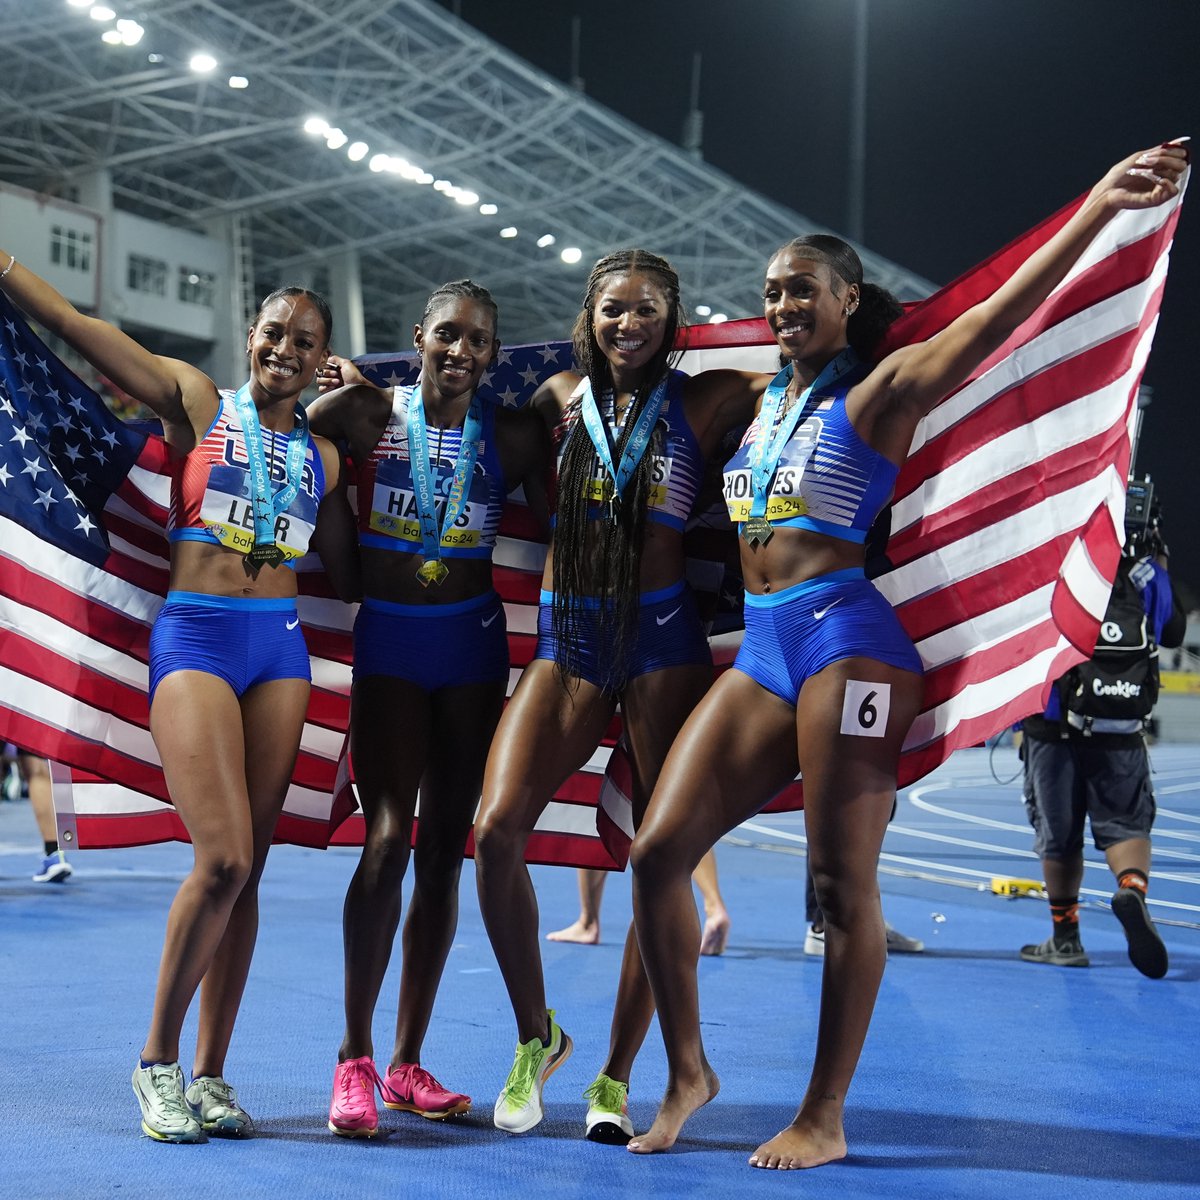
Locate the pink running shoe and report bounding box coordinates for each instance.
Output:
[381,1063,471,1120]
[328,1056,381,1138]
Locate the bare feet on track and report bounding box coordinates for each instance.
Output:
[748,1120,847,1170]
[626,1066,719,1154]
[699,910,731,956]
[545,918,600,944]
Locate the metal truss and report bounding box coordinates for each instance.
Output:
[1,0,934,349]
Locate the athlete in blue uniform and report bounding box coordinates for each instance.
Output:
[0,255,358,1143]
[308,281,550,1138]
[627,142,1189,1168]
[473,249,769,1140]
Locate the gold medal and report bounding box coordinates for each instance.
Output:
[247,542,285,569]
[416,558,450,587]
[742,517,773,547]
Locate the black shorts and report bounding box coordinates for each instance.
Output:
[1022,736,1155,858]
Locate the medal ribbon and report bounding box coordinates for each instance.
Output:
[578,374,668,504]
[231,383,310,551]
[407,387,484,567]
[747,348,859,522]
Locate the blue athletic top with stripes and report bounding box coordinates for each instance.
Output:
[722,370,897,544]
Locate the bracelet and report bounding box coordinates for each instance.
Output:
[0,255,14,281]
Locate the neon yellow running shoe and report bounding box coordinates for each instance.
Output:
[583,1071,633,1144]
[493,1011,572,1133]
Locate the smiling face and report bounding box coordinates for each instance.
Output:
[246,294,329,403]
[413,297,498,402]
[762,252,857,370]
[590,272,671,383]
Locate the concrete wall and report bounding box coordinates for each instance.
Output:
[0,184,100,310]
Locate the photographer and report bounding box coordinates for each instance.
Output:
[1018,485,1185,978]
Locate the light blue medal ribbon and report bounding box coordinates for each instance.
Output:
[742,347,859,546]
[231,383,310,568]
[407,387,484,586]
[578,374,669,521]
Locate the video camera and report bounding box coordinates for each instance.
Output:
[1125,475,1166,558]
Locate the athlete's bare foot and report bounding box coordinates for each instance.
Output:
[627,1065,719,1154]
[699,910,731,956]
[546,917,600,944]
[748,1118,847,1170]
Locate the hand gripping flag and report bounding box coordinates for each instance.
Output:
[0,167,1186,865]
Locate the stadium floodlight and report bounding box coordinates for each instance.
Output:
[189,52,218,73]
[560,247,582,264]
[500,227,518,238]
[694,304,711,317]
[90,6,116,20]
[304,117,330,136]
[347,142,369,162]
[536,234,556,248]
[479,203,498,216]
[228,76,249,89]
[708,313,728,324]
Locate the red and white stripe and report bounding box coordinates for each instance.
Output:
[1,176,1185,868]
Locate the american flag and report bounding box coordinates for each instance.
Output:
[0,171,1185,866]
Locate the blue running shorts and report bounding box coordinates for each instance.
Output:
[353,591,509,691]
[733,568,922,706]
[535,578,711,692]
[148,590,311,703]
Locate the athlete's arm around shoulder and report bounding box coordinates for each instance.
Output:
[0,250,215,451]
[309,433,361,602]
[528,370,582,430]
[681,369,771,457]
[496,400,554,538]
[307,354,394,466]
[854,142,1189,464]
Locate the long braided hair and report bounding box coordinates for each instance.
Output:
[551,249,686,688]
[771,235,902,359]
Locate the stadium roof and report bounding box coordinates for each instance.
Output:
[2,0,935,349]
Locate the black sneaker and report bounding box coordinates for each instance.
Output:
[1111,887,1168,979]
[1019,934,1089,967]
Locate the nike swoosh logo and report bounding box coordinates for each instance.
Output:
[482,611,500,628]
[813,598,844,620]
[656,606,682,626]
[286,618,300,630]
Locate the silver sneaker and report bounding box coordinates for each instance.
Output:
[132,1062,205,1143]
[186,1075,254,1137]
[884,921,925,953]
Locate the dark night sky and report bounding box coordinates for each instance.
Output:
[444,0,1199,602]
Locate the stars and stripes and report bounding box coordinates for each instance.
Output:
[0,169,1187,868]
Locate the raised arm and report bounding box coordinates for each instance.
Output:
[859,141,1189,458]
[0,249,215,448]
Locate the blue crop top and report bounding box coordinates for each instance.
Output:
[722,368,897,544]
[357,385,507,559]
[554,370,704,531]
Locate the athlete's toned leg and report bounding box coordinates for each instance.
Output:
[749,658,921,1170]
[340,675,430,1062]
[193,676,310,1077]
[392,678,506,1066]
[474,659,615,1042]
[628,670,800,1153]
[546,869,607,944]
[694,849,731,957]
[141,672,269,1064]
[597,662,712,1087]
